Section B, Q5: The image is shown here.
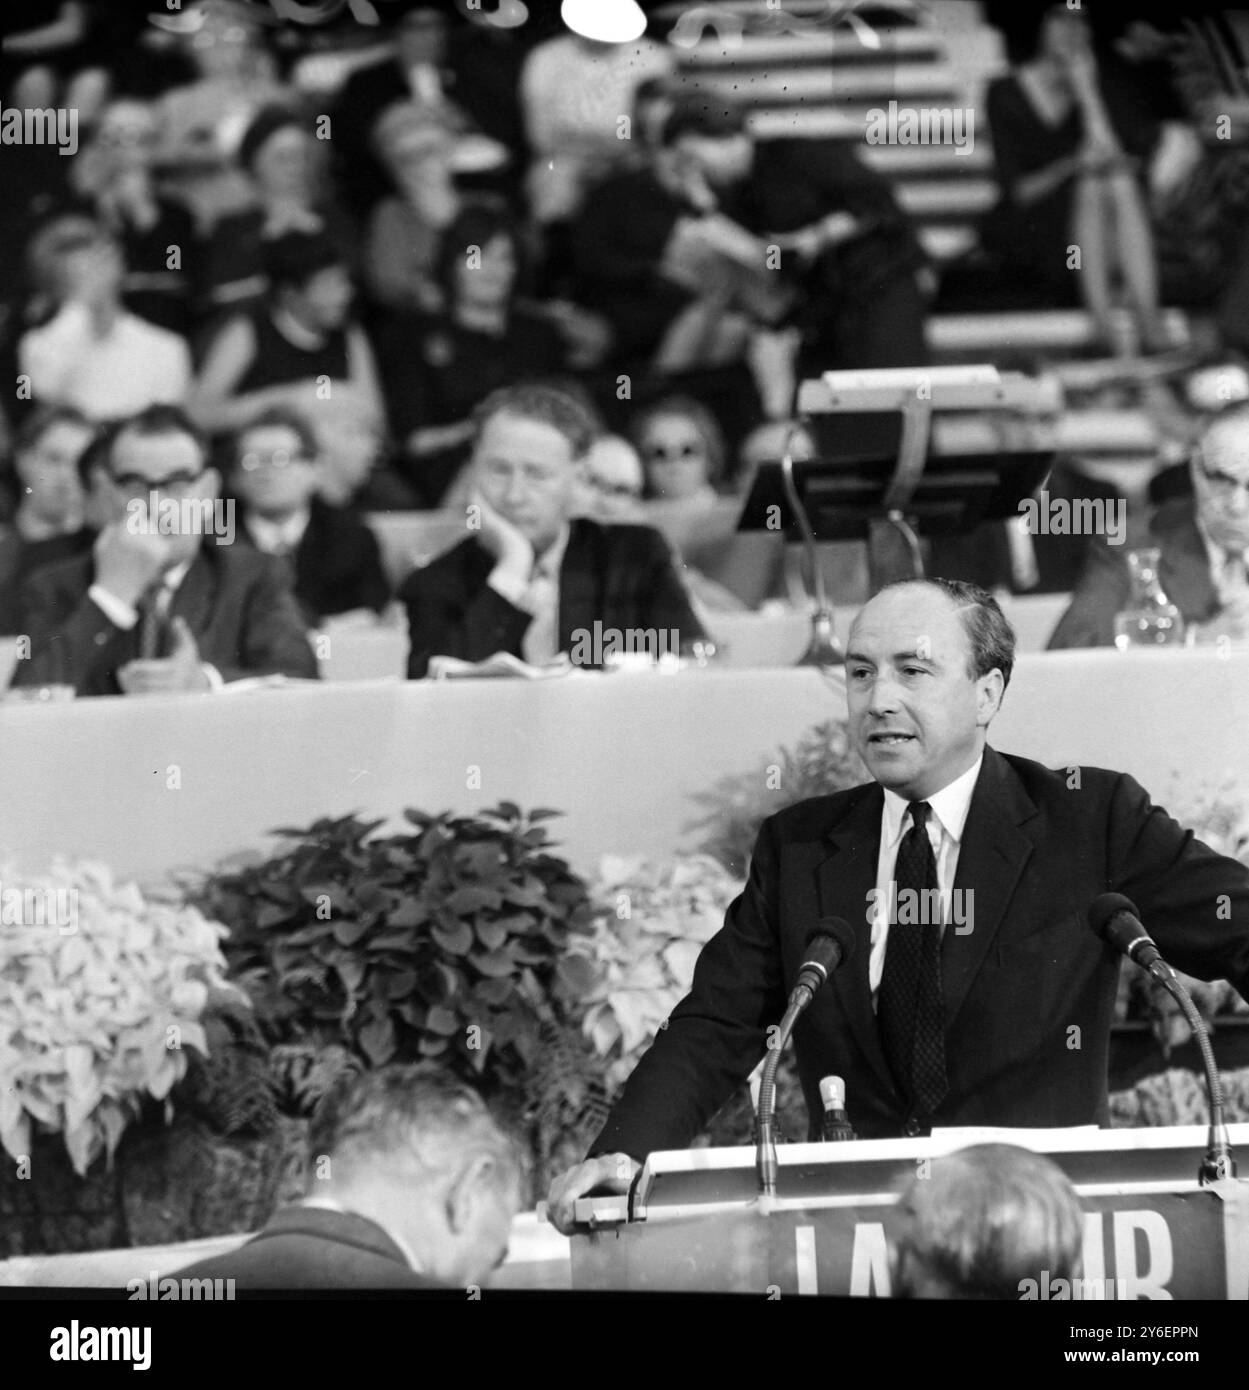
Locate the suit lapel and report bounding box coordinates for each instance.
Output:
[557,518,602,652]
[815,783,897,1098]
[942,747,1038,1031]
[1156,505,1220,623]
[169,550,216,640]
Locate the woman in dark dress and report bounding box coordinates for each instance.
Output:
[986,4,1167,352]
[374,203,570,508]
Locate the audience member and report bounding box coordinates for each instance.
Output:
[18,216,192,422]
[668,102,930,377]
[332,4,483,219]
[891,1143,1084,1299]
[64,97,200,335]
[13,404,317,695]
[1050,405,1249,647]
[576,436,645,523]
[400,383,704,677]
[190,231,385,501]
[363,106,462,316]
[152,0,288,231]
[985,3,1167,352]
[631,395,728,503]
[200,104,354,316]
[376,203,569,508]
[571,105,770,378]
[172,1063,523,1290]
[229,407,390,625]
[0,406,95,632]
[519,27,673,231]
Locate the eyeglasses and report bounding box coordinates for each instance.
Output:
[107,469,206,494]
[643,443,704,463]
[239,450,310,471]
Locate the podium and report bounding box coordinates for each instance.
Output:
[570,1125,1249,1298]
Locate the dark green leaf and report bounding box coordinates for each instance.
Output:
[385,970,418,1001]
[446,886,504,915]
[431,920,474,955]
[425,1005,459,1036]
[471,949,516,978]
[475,919,508,951]
[358,1016,396,1065]
[386,899,426,929]
[332,918,371,947]
[336,959,366,994]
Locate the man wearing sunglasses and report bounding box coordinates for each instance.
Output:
[1050,405,1249,647]
[12,405,319,696]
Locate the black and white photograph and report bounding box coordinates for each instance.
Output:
[0,0,1247,1361]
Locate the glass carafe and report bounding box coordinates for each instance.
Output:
[1113,548,1185,649]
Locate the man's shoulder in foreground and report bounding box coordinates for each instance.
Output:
[171,1205,433,1291]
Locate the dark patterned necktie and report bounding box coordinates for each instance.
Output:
[878,801,948,1120]
[137,581,172,660]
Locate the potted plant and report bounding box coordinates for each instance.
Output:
[0,859,234,1256]
[193,803,601,1196]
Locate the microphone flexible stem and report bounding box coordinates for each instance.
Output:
[757,998,803,1196]
[1146,961,1232,1167]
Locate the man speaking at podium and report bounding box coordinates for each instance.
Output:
[548,579,1249,1232]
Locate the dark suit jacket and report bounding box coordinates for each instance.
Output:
[172,1205,432,1291]
[0,524,94,633]
[589,747,1249,1160]
[12,543,319,696]
[399,517,706,678]
[234,497,391,624]
[1048,500,1220,649]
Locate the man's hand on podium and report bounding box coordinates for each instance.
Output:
[545,1154,640,1235]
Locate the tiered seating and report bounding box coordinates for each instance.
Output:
[656,0,1191,454]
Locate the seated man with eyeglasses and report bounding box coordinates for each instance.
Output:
[11,405,319,696]
[1050,405,1249,647]
[229,407,390,626]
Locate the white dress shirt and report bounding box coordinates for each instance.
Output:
[487,523,570,667]
[868,753,983,1007]
[88,561,222,689]
[246,508,311,556]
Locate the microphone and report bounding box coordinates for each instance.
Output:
[757,920,855,1197]
[1089,892,1163,970]
[1088,893,1236,1184]
[819,1075,857,1142]
[790,925,853,1007]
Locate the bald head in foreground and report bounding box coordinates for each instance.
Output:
[891,1143,1084,1299]
[174,1063,524,1289]
[548,578,1249,1234]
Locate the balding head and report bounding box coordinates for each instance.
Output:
[308,1063,524,1287]
[1194,406,1249,554]
[892,1143,1084,1299]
